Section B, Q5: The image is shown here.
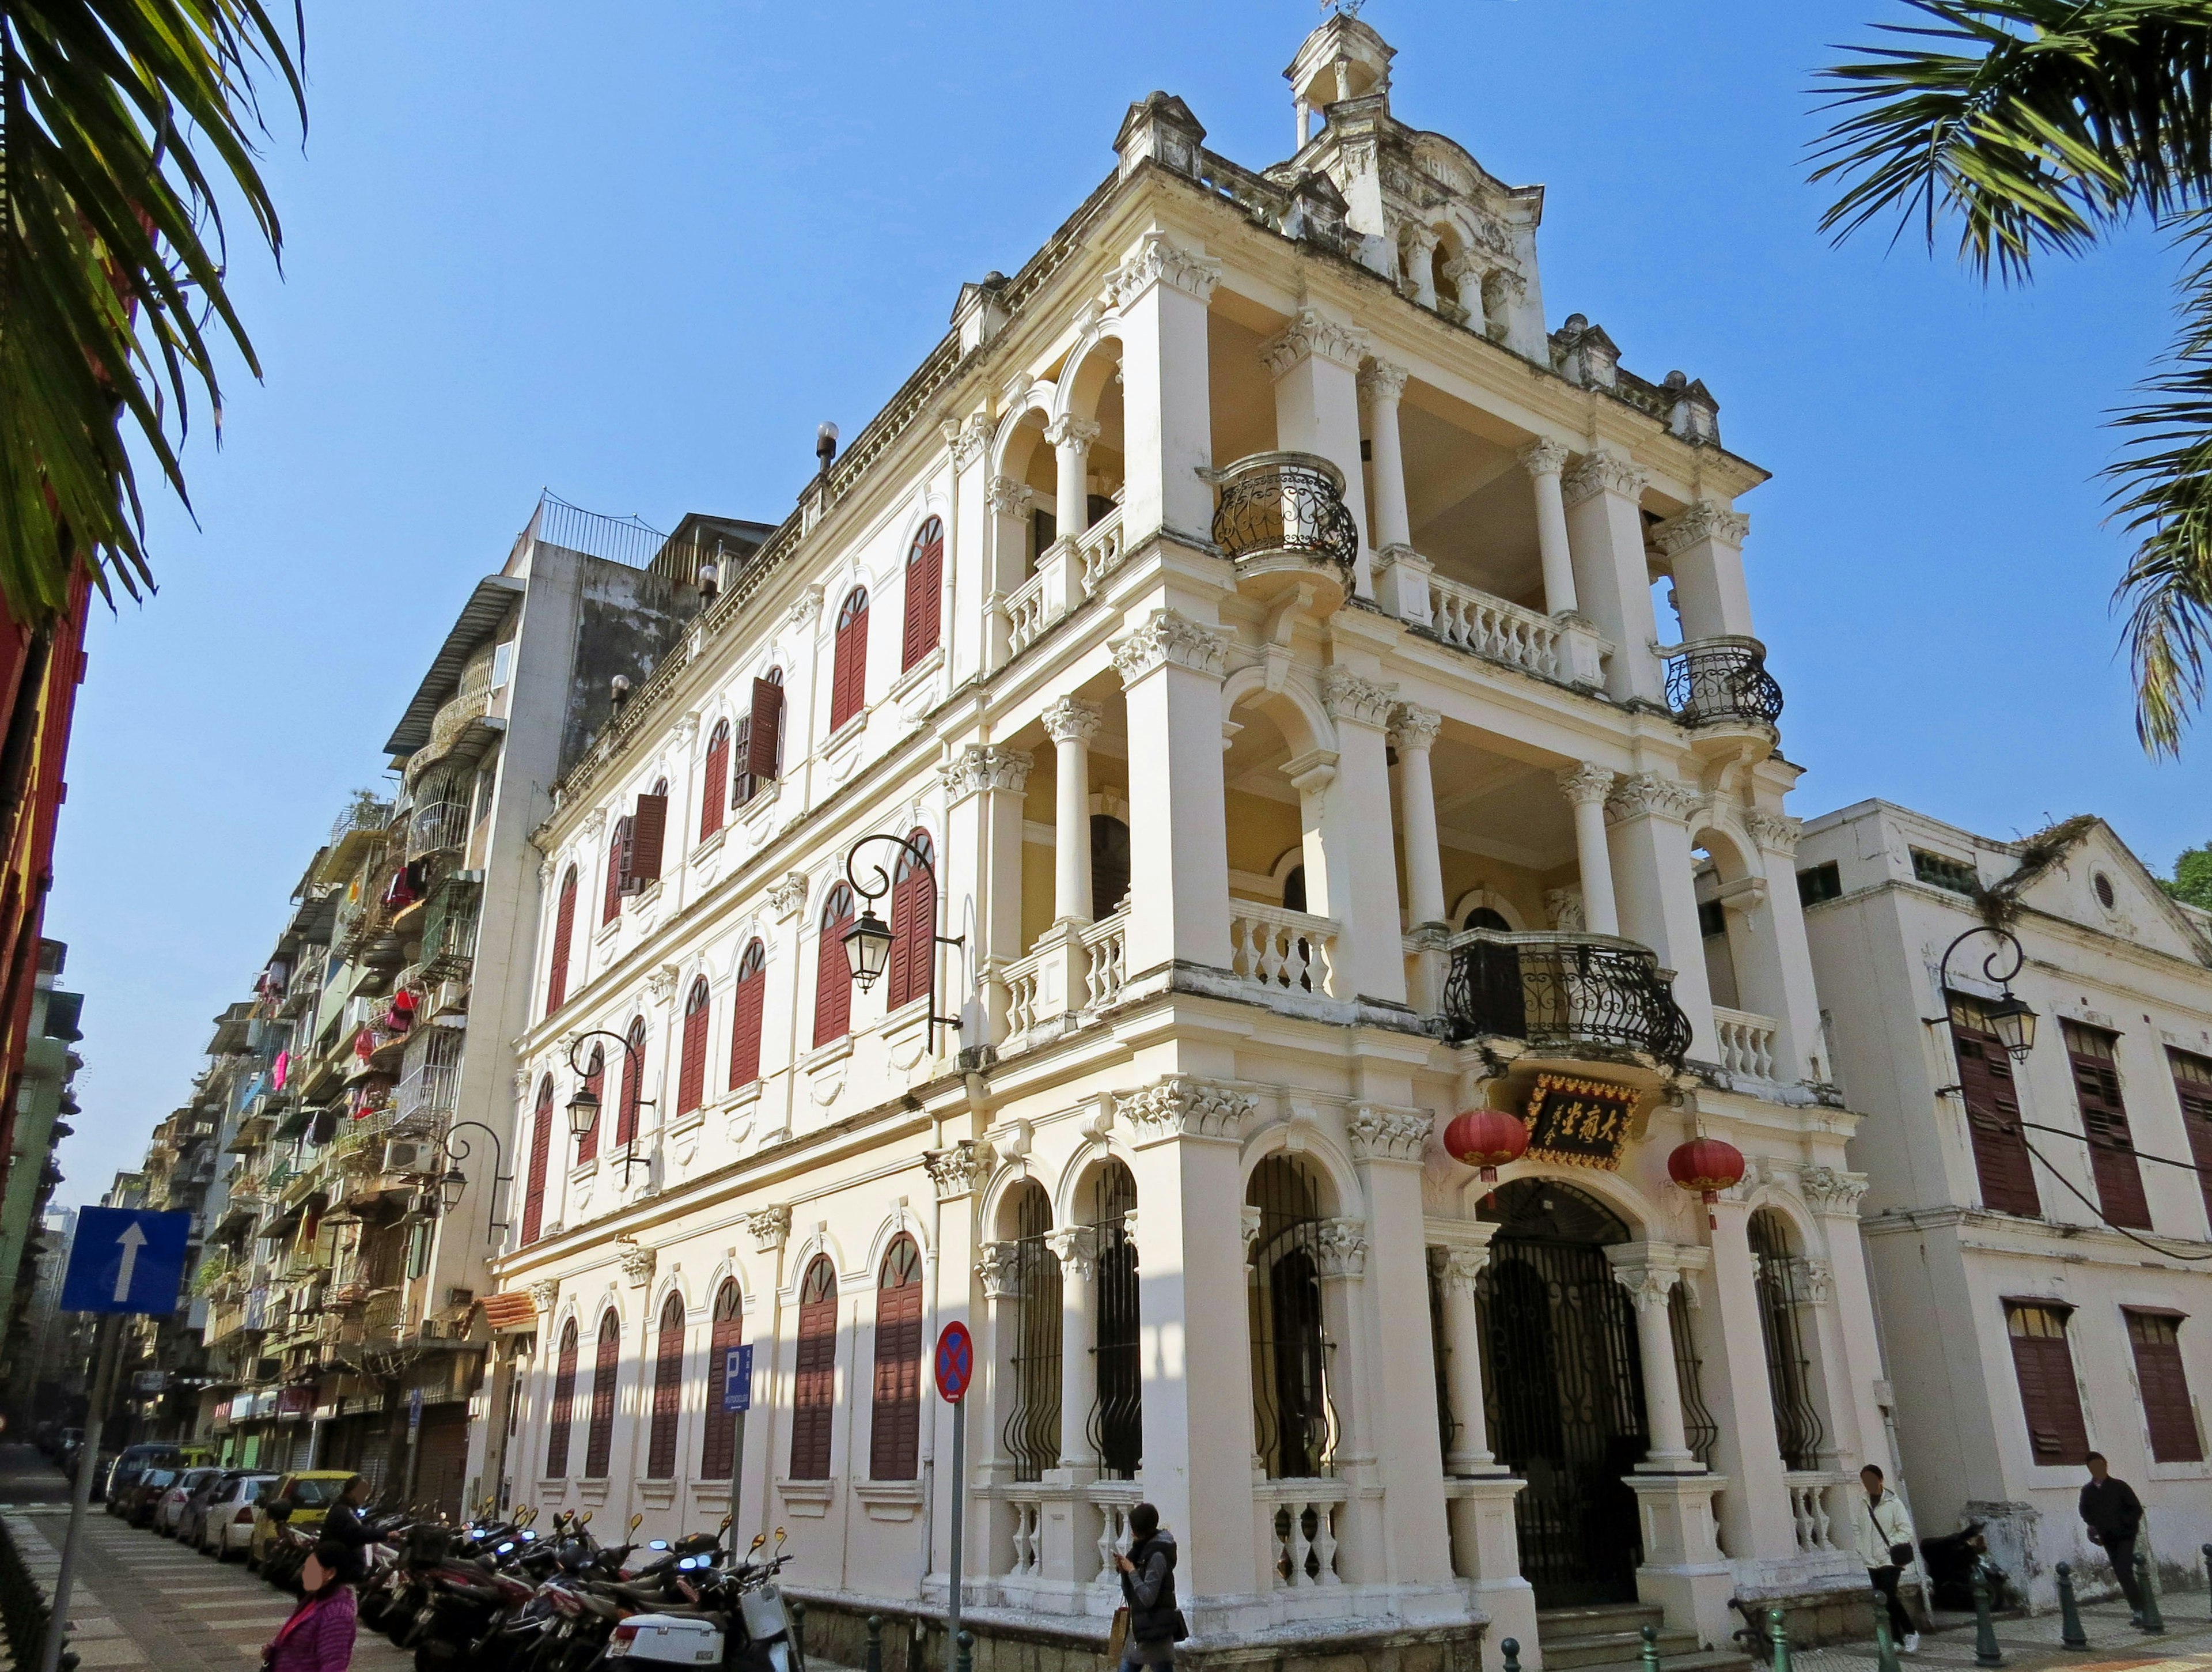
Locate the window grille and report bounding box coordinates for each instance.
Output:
[1669,1285,1719,1468]
[1747,1209,1825,1471]
[1247,1155,1337,1478]
[1088,1163,1142,1478]
[1001,1184,1060,1481]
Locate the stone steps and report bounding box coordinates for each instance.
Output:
[1535,1603,1753,1672]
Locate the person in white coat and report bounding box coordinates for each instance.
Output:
[1851,1463,1919,1652]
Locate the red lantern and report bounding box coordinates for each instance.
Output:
[1444,1109,1531,1183]
[1668,1136,1746,1228]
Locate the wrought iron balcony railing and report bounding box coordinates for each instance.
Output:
[406,799,471,860]
[1663,635,1783,728]
[1441,928,1694,1065]
[1209,451,1359,574]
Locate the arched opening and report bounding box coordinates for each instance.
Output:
[1476,1178,1647,1606]
[789,1257,838,1480]
[585,1310,620,1477]
[869,1235,925,1480]
[615,1015,646,1148]
[1247,1154,1338,1481]
[647,1291,684,1478]
[545,1318,579,1478]
[999,1181,1060,1481]
[902,517,945,672]
[830,587,870,731]
[887,830,936,1011]
[728,940,767,1087]
[547,867,578,1015]
[576,1045,604,1164]
[1088,1160,1141,1478]
[700,721,730,841]
[734,667,783,806]
[521,1077,553,1246]
[1464,905,1510,932]
[1747,1209,1827,1472]
[677,977,710,1115]
[815,884,855,1046]
[1090,814,1131,921]
[701,1278,745,1476]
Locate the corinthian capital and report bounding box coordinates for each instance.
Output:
[1358,360,1409,404]
[1042,697,1104,747]
[1116,232,1221,305]
[1556,762,1616,807]
[940,745,1033,803]
[1655,500,1750,557]
[1044,414,1101,451]
[987,476,1036,519]
[1517,437,1570,479]
[1560,453,1649,509]
[1111,609,1228,685]
[1388,703,1441,752]
[1605,772,1697,826]
[1260,308,1369,377]
[1317,667,1398,729]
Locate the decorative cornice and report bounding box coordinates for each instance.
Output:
[1655,500,1750,557]
[1041,697,1104,747]
[1046,1225,1099,1283]
[940,745,1033,803]
[1605,772,1698,826]
[1517,437,1569,479]
[1115,1074,1255,1144]
[527,1278,561,1315]
[1115,231,1221,305]
[1260,308,1369,378]
[1314,1218,1370,1278]
[745,1204,792,1253]
[1801,1165,1870,1217]
[1744,810,1804,856]
[1560,453,1649,509]
[923,1140,994,1201]
[1357,360,1409,404]
[1043,414,1101,451]
[768,872,810,920]
[646,963,681,1005]
[1317,667,1398,729]
[987,475,1036,519]
[1556,762,1616,808]
[616,1236,656,1289]
[1347,1106,1431,1164]
[1111,608,1229,685]
[1388,703,1441,753]
[948,412,992,471]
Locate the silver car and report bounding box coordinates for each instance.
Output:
[154,1467,221,1536]
[199,1470,278,1559]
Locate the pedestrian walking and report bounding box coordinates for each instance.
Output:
[317,1476,374,1582]
[2079,1452,2149,1626]
[1112,1503,1185,1670]
[1850,1464,1920,1653]
[262,1539,357,1672]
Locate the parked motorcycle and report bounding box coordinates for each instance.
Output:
[611,1531,802,1672]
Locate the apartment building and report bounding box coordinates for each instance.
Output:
[1798,803,2212,1607]
[474,18,1893,1672]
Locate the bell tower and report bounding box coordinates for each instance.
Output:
[1285,10,1395,150]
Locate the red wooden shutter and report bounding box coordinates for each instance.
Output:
[2005,1302,2090,1465]
[700,723,729,841]
[902,519,944,672]
[585,1311,620,1476]
[547,868,578,1015]
[616,1016,646,1147]
[869,1236,924,1480]
[789,1258,839,1480]
[648,1292,685,1478]
[702,1280,744,1477]
[678,978,711,1115]
[729,941,767,1087]
[627,793,668,888]
[603,819,631,924]
[2064,1023,2150,1229]
[1950,1003,2039,1216]
[546,1321,579,1477]
[831,589,869,731]
[2172,1051,2212,1230]
[887,832,934,1011]
[814,887,855,1047]
[521,1079,553,1246]
[745,675,784,785]
[577,1047,604,1164]
[2126,1310,2204,1462]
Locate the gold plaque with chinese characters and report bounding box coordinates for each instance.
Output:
[1521,1073,1639,1170]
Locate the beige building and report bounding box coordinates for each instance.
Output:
[1799,802,2212,1607]
[469,18,1898,1672]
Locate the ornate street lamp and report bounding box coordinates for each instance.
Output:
[431,1120,512,1243]
[838,832,965,1056]
[1937,924,2038,1062]
[566,1031,653,1186]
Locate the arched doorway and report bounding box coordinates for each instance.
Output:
[1478,1179,1648,1606]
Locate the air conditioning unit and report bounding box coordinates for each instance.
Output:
[430,981,468,1019]
[382,1139,431,1175]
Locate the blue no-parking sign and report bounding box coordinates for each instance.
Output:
[60,1208,191,1316]
[721,1344,752,1413]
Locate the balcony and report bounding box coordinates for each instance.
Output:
[1210,451,1358,607]
[1441,928,1693,1066]
[405,798,471,860]
[1663,635,1782,729]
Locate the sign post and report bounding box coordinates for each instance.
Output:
[934,1321,974,1672]
[45,1209,191,1672]
[721,1343,752,1546]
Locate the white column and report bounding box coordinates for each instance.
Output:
[1113,232,1218,547]
[1432,1240,1499,1472]
[1737,812,1824,1083]
[1300,668,1407,1004]
[1043,698,1099,926]
[1113,611,1232,975]
[1048,1225,1099,1477]
[1605,773,1717,1058]
[940,745,1033,1047]
[983,476,1035,672]
[1654,501,1755,641]
[1362,361,1430,626]
[1604,1243,1698,1469]
[1402,225,1440,307]
[1263,307,1375,596]
[1046,415,1098,541]
[1702,1198,1798,1560]
[1556,764,1620,937]
[1518,438,1580,617]
[1393,706,1446,928]
[1444,253,1491,332]
[1562,452,1664,705]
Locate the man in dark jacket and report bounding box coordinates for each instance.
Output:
[2079,1453,2147,1624]
[318,1476,376,1582]
[1113,1503,1180,1669]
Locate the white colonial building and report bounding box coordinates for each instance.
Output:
[467,18,1898,1672]
[1798,802,2212,1609]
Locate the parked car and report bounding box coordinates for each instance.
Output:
[102,1443,179,1511]
[122,1467,178,1527]
[154,1466,221,1536]
[179,1469,255,1550]
[246,1471,353,1569]
[202,1471,279,1560]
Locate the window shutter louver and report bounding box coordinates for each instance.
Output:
[887,831,934,1011]
[626,793,668,888]
[1950,1006,2040,1216]
[745,676,784,785]
[729,941,767,1087]
[870,1236,924,1480]
[613,1016,646,1148]
[521,1079,553,1246]
[603,819,631,924]
[577,1047,604,1164]
[677,978,710,1115]
[648,1293,685,1478]
[700,723,729,841]
[547,868,578,1015]
[831,589,869,731]
[789,1258,839,1480]
[814,887,855,1046]
[702,1281,745,1478]
[585,1311,620,1476]
[546,1321,579,1478]
[2063,1023,2150,1229]
[2006,1303,2090,1465]
[902,520,944,672]
[2127,1311,2204,1462]
[2171,1051,2212,1230]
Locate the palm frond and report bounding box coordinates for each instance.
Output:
[1,0,304,626]
[1811,0,2212,282]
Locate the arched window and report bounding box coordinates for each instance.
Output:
[546,1319,579,1477]
[677,977,711,1115]
[789,1257,839,1480]
[830,587,870,731]
[1091,815,1130,921]
[585,1310,620,1477]
[547,867,578,1015]
[734,668,784,805]
[1093,1162,1142,1478]
[1000,1182,1060,1482]
[1464,906,1510,932]
[729,940,768,1087]
[870,1235,925,1480]
[886,830,936,1011]
[647,1291,685,1478]
[901,518,944,672]
[521,1077,553,1246]
[1282,865,1307,914]
[1747,1211,1825,1471]
[603,817,631,924]
[814,884,855,1047]
[576,1046,604,1164]
[1247,1155,1335,1480]
[700,721,730,842]
[702,1280,745,1477]
[615,1015,647,1148]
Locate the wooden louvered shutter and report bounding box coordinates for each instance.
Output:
[627,793,668,888]
[902,520,943,671]
[648,1293,685,1478]
[745,677,783,785]
[700,724,729,841]
[729,944,766,1087]
[577,1048,604,1164]
[547,868,578,1015]
[2006,1302,2090,1466]
[603,819,631,924]
[831,591,869,731]
[546,1321,579,1478]
[2065,1024,2150,1229]
[616,1017,646,1147]
[585,1312,620,1476]
[1952,1010,2039,1216]
[2127,1310,2204,1462]
[789,1259,839,1480]
[2172,1051,2212,1230]
[677,979,710,1115]
[869,1237,924,1480]
[814,889,854,1047]
[702,1281,744,1477]
[521,1079,553,1246]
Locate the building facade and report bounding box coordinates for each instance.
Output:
[1798,803,2212,1608]
[472,19,1894,1672]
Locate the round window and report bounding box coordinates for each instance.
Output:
[2094,872,2116,910]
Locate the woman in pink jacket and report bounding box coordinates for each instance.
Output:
[263,1540,358,1672]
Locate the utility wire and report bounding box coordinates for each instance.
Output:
[2017,1118,2212,1179]
[2016,1135,2212,1262]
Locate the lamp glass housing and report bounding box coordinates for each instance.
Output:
[1984,992,2038,1061]
[438,1167,467,1212]
[566,1087,601,1138]
[843,909,893,989]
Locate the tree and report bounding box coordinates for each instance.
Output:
[1811,1,2212,755]
[2169,840,2212,906]
[2,0,304,626]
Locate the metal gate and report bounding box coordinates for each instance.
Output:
[1088,1163,1141,1477]
[1001,1183,1061,1480]
[1476,1181,1647,1606]
[1248,1156,1338,1479]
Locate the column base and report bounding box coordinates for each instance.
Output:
[1028,920,1092,1028]
[1374,544,1432,626]
[1555,613,1609,690]
[1625,1471,1734,1652]
[1444,1476,1536,1672]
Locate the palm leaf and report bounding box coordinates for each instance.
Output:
[1,0,304,626]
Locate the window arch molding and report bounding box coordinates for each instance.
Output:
[1449,888,1527,932]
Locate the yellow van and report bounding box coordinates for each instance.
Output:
[246,1470,354,1569]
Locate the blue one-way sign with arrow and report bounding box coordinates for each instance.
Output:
[60,1208,192,1315]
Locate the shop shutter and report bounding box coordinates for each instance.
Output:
[2126,1310,2204,1463]
[1950,1002,2039,1216]
[2063,1023,2151,1230]
[814,886,854,1047]
[648,1292,685,1479]
[577,1046,604,1164]
[547,868,577,1015]
[869,1236,924,1481]
[700,723,729,841]
[677,978,710,1115]
[626,793,668,888]
[585,1311,619,1477]
[2169,1050,2212,1231]
[701,1280,744,1478]
[520,1079,553,1246]
[744,675,783,786]
[415,1406,471,1522]
[729,941,767,1087]
[831,589,869,731]
[546,1321,579,1478]
[789,1258,839,1480]
[902,519,944,671]
[2005,1302,2090,1465]
[887,831,934,1011]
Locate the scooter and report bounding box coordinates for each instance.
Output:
[611,1531,802,1672]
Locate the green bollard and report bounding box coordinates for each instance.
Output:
[2203,1545,2212,1621]
[956,1629,975,1672]
[2138,1553,2166,1635]
[1500,1639,1521,1672]
[1970,1562,2004,1667]
[866,1615,883,1672]
[790,1600,806,1666]
[1641,1624,1662,1672]
[1873,1597,1902,1672]
[1769,1606,1791,1672]
[2055,1562,2087,1648]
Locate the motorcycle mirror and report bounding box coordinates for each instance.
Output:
[749,1534,767,1553]
[718,1513,732,1531]
[628,1512,644,1532]
[774,1528,787,1550]
[579,1510,593,1525]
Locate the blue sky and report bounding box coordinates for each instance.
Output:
[46,1,2207,1204]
